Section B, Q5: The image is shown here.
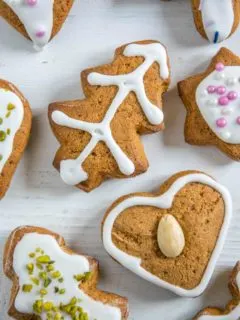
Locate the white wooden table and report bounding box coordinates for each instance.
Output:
[0,0,240,319]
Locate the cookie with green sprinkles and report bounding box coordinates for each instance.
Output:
[0,79,32,199]
[3,225,129,320]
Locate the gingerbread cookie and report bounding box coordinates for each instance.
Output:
[102,171,232,297]
[178,48,240,161]
[0,79,31,199]
[194,262,240,319]
[49,40,170,192]
[0,0,74,50]
[191,0,240,43]
[3,226,129,320]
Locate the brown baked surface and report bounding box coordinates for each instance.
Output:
[0,79,32,199]
[3,225,129,320]
[0,0,74,43]
[103,170,225,290]
[178,47,240,161]
[193,262,240,319]
[191,0,240,42]
[48,40,170,192]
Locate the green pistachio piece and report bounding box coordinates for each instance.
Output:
[47,264,54,272]
[44,278,52,288]
[51,270,61,279]
[59,288,66,294]
[29,252,35,258]
[33,299,43,313]
[58,277,64,283]
[22,284,33,292]
[43,301,54,311]
[0,118,3,125]
[7,103,15,110]
[26,263,34,274]
[6,128,11,135]
[36,262,43,270]
[31,277,39,286]
[0,155,3,161]
[5,111,11,118]
[0,131,6,141]
[40,288,48,296]
[37,255,51,264]
[54,286,59,293]
[39,271,47,279]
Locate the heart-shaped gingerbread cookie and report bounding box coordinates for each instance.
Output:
[0,0,74,49]
[102,171,232,297]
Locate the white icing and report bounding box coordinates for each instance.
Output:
[198,272,240,319]
[196,66,240,144]
[102,173,232,298]
[3,0,54,50]
[52,42,169,186]
[0,88,24,174]
[13,233,122,320]
[199,0,234,43]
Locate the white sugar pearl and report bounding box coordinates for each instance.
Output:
[215,72,225,80]
[225,77,237,86]
[221,131,231,140]
[207,99,218,106]
[221,107,233,115]
[201,89,208,97]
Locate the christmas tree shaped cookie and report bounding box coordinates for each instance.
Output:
[3,226,129,319]
[49,40,170,192]
[0,0,74,49]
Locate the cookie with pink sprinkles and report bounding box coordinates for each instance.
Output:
[178,47,240,161]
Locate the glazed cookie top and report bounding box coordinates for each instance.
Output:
[198,0,234,43]
[2,0,54,49]
[11,232,123,320]
[102,171,232,297]
[196,62,240,144]
[0,87,24,174]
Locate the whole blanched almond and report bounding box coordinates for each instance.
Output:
[157,214,185,258]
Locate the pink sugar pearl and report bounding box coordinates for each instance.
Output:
[216,86,226,95]
[215,62,225,72]
[236,117,240,125]
[207,85,216,94]
[36,30,45,38]
[218,96,229,106]
[227,91,238,100]
[216,118,227,128]
[26,0,37,6]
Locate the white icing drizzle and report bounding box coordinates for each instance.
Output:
[3,0,54,50]
[13,233,122,320]
[196,66,240,144]
[51,42,169,186]
[198,272,240,319]
[102,173,232,298]
[199,0,234,43]
[0,88,24,174]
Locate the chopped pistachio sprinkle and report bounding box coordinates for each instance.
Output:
[5,111,11,118]
[0,155,3,161]
[7,103,15,110]
[0,118,3,125]
[6,128,11,135]
[0,131,6,141]
[22,284,33,292]
[25,247,90,319]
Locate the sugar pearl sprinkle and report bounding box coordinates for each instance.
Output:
[25,0,37,6]
[203,63,240,131]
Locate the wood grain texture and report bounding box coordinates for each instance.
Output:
[0,0,240,319]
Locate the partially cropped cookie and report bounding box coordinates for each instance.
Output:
[102,171,232,297]
[3,226,129,320]
[194,261,240,319]
[191,0,240,43]
[178,48,240,161]
[0,79,31,199]
[49,40,170,192]
[0,0,74,49]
